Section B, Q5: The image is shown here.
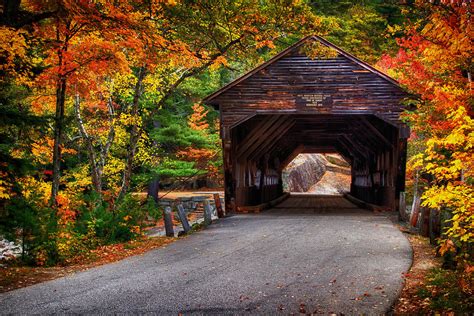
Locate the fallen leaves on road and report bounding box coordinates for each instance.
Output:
[299,303,306,313]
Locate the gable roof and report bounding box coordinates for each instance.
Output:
[203,35,401,106]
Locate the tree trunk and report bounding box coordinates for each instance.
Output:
[146,119,161,203]
[147,178,160,203]
[50,76,66,205]
[73,92,102,197]
[117,66,146,201]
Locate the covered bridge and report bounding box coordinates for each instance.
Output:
[204,36,410,214]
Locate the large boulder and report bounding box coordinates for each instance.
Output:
[282,154,327,192]
[283,154,351,193]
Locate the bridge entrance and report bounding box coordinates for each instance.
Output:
[204,36,409,214]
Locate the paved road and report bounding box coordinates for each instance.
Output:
[0,195,411,314]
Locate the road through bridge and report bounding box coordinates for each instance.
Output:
[1,195,412,314]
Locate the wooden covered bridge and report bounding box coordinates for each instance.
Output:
[204,36,410,214]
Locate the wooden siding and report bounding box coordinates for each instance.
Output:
[207,39,408,130]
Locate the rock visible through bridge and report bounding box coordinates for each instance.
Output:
[0,195,411,314]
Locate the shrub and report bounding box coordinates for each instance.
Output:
[1,191,161,266]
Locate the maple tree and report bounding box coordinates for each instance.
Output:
[0,0,324,264]
[378,0,473,269]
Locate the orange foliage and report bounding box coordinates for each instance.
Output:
[177,103,220,179]
[188,103,209,131]
[55,194,76,225]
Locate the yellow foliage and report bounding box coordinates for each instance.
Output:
[210,55,228,70]
[417,106,474,258]
[30,137,77,165]
[0,27,29,81]
[103,156,126,187]
[135,133,153,166]
[18,176,51,206]
[0,178,12,200]
[63,165,93,194]
[299,41,339,60]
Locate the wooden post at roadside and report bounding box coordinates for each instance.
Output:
[213,193,224,218]
[203,200,212,226]
[163,207,174,237]
[410,193,421,227]
[429,209,440,245]
[420,207,431,237]
[177,204,191,233]
[399,191,407,221]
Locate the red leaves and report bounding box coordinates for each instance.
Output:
[56,194,76,224]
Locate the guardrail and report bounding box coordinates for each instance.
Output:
[148,193,225,237]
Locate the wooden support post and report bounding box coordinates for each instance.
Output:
[429,209,440,245]
[163,206,174,237]
[177,204,191,233]
[203,200,212,226]
[223,139,235,213]
[214,193,224,218]
[396,138,408,195]
[399,192,407,221]
[410,188,421,227]
[420,207,430,237]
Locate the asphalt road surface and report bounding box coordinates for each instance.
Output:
[1,195,412,314]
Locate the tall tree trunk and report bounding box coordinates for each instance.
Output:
[117,66,146,201]
[50,76,66,205]
[50,22,69,205]
[146,120,161,203]
[73,92,102,197]
[143,37,244,203]
[147,178,160,203]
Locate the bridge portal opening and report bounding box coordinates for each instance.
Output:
[282,154,351,195]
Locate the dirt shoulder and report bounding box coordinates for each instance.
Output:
[393,231,443,314]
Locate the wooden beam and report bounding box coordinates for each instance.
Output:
[236,115,280,157]
[237,115,288,160]
[342,119,383,152]
[359,117,393,149]
[345,133,378,156]
[339,135,368,160]
[302,145,337,153]
[333,142,353,164]
[248,119,295,161]
[278,144,304,171]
